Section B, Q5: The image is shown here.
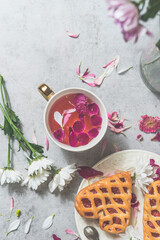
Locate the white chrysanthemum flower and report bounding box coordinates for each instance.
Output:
[120,225,142,240]
[133,158,154,193]
[1,169,23,185]
[0,168,4,179]
[28,157,53,175]
[48,164,77,193]
[22,170,50,190]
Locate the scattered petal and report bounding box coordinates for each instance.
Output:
[87,103,99,116]
[77,166,103,179]
[54,111,63,128]
[139,115,160,133]
[107,112,119,121]
[150,159,159,168]
[103,55,120,72]
[6,219,21,236]
[73,121,85,133]
[88,128,99,138]
[151,132,160,142]
[66,30,80,38]
[133,204,139,226]
[63,113,72,127]
[77,133,89,145]
[32,129,38,144]
[76,63,81,75]
[108,121,131,134]
[90,115,102,126]
[65,229,79,239]
[82,68,89,77]
[100,139,107,157]
[93,72,106,86]
[137,134,143,142]
[46,136,49,151]
[53,234,61,240]
[53,129,64,142]
[9,197,14,217]
[83,73,96,78]
[62,108,76,115]
[69,127,77,147]
[24,216,34,234]
[42,214,55,230]
[118,66,133,75]
[82,78,96,87]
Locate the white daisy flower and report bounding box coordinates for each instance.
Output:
[1,169,23,185]
[120,225,142,240]
[134,158,154,193]
[22,170,50,190]
[28,157,53,175]
[48,164,77,193]
[0,168,4,179]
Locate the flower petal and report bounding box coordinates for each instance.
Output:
[6,219,21,236]
[54,111,63,128]
[24,216,34,234]
[42,214,55,230]
[77,166,103,179]
[10,197,14,217]
[76,63,81,75]
[90,115,102,126]
[139,115,160,133]
[108,112,119,121]
[32,129,38,144]
[53,129,64,142]
[46,136,49,151]
[137,134,143,142]
[93,73,106,86]
[53,234,61,240]
[66,30,80,38]
[151,132,160,142]
[63,113,72,127]
[100,139,107,157]
[118,66,133,74]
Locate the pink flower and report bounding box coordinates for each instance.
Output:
[106,0,152,42]
[139,115,160,133]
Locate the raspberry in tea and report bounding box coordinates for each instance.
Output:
[48,93,102,147]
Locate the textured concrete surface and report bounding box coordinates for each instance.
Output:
[0,0,159,239]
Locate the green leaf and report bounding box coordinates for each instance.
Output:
[29,142,44,154]
[5,105,21,128]
[141,1,160,21]
[156,39,160,50]
[4,117,13,137]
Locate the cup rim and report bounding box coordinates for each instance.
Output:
[43,87,108,152]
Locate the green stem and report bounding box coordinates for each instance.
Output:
[7,136,11,168]
[0,124,4,130]
[0,76,9,106]
[0,103,38,158]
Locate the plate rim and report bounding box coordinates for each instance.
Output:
[74,149,160,239]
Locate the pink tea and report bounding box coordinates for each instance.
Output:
[48,93,102,147]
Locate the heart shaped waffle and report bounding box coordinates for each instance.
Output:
[143,180,160,239]
[75,171,132,234]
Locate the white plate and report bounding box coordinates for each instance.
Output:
[75,149,160,240]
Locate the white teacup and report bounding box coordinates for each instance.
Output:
[38,84,108,152]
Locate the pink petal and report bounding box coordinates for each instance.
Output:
[82,68,89,77]
[150,159,159,168]
[108,122,131,134]
[133,205,139,226]
[65,229,78,236]
[137,134,143,142]
[77,166,103,179]
[73,94,86,105]
[10,197,14,217]
[66,30,80,38]
[103,60,115,68]
[108,112,119,121]
[63,109,76,115]
[113,143,119,152]
[73,121,85,133]
[104,172,116,177]
[131,193,137,206]
[101,140,107,157]
[90,115,102,126]
[83,73,96,78]
[103,55,120,73]
[94,73,106,86]
[63,113,72,127]
[76,63,81,75]
[88,128,99,138]
[87,103,99,116]
[69,127,77,147]
[52,234,61,240]
[46,136,49,151]
[32,129,38,144]
[151,132,160,142]
[77,133,89,145]
[82,78,96,87]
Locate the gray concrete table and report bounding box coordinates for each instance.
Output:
[0,0,159,239]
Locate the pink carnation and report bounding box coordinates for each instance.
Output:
[106,0,152,42]
[139,115,160,133]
